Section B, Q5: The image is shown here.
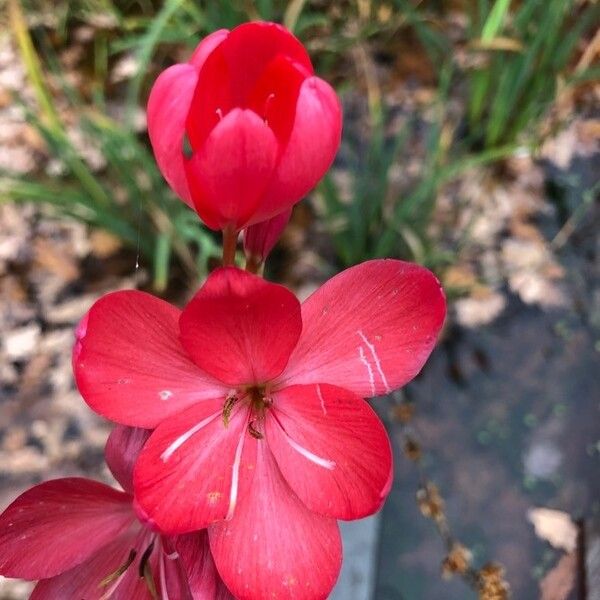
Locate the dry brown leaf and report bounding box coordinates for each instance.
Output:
[539,552,577,600]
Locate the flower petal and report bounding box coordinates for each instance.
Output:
[174,532,235,599]
[209,443,341,600]
[147,30,229,207]
[0,479,134,580]
[186,44,235,152]
[243,208,292,262]
[73,290,227,428]
[180,267,302,386]
[147,63,198,206]
[30,526,153,600]
[281,259,446,397]
[134,399,257,534]
[219,21,312,104]
[105,426,151,493]
[246,54,309,146]
[189,29,229,70]
[256,76,342,222]
[266,384,392,519]
[184,108,279,230]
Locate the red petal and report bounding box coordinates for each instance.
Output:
[180,267,302,385]
[186,45,234,152]
[185,108,279,231]
[246,54,309,146]
[156,536,194,600]
[220,21,312,105]
[0,479,134,580]
[256,76,342,222]
[209,444,341,600]
[186,22,312,151]
[174,532,234,599]
[281,259,446,397]
[73,291,227,428]
[134,400,257,533]
[189,29,229,70]
[31,526,153,600]
[105,426,151,493]
[147,63,197,206]
[147,30,228,206]
[266,384,392,519]
[243,208,292,262]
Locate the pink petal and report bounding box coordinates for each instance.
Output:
[133,399,257,534]
[174,532,234,599]
[189,29,229,70]
[105,425,151,493]
[31,526,154,600]
[186,44,235,152]
[73,290,227,428]
[147,63,198,206]
[209,444,341,600]
[0,478,134,580]
[156,536,193,600]
[219,21,312,105]
[281,259,446,397]
[243,208,292,262]
[256,76,342,222]
[180,267,302,386]
[184,108,279,231]
[246,54,309,146]
[266,383,392,519]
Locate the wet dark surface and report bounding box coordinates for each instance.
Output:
[375,184,599,598]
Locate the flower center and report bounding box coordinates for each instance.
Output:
[222,385,272,439]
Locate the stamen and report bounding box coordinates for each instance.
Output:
[215,108,224,120]
[139,541,158,599]
[99,549,136,588]
[263,92,276,125]
[248,420,263,439]
[98,549,136,599]
[222,394,238,427]
[138,541,155,578]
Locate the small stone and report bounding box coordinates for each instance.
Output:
[3,324,41,360]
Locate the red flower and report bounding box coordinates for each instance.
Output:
[73,259,445,600]
[0,426,232,600]
[147,22,342,232]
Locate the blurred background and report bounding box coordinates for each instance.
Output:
[0,0,598,598]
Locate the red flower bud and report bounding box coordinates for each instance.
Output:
[243,207,292,267]
[148,22,342,232]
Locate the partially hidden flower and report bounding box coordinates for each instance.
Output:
[148,22,342,232]
[0,425,232,600]
[73,259,446,600]
[243,207,292,269]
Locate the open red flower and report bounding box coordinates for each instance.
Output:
[148,22,341,232]
[73,259,445,600]
[0,426,232,600]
